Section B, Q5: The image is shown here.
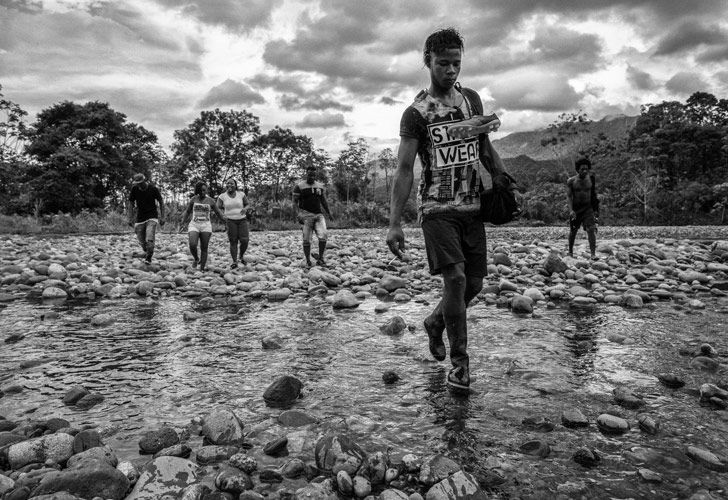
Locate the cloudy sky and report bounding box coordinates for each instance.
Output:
[2,0,728,157]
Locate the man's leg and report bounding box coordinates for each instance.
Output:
[568,228,578,256]
[424,276,483,360]
[188,231,200,267]
[587,227,597,258]
[134,223,147,253]
[302,219,313,266]
[144,221,157,263]
[315,215,328,265]
[440,262,471,389]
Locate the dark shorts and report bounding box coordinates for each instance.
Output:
[421,211,487,277]
[226,219,249,243]
[570,208,596,232]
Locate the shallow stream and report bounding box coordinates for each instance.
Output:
[2,288,727,498]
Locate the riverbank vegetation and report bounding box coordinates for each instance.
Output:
[2,84,727,231]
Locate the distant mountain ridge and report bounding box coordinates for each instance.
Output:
[493,114,638,160]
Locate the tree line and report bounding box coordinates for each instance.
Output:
[0,84,402,225]
[2,83,727,226]
[518,91,728,225]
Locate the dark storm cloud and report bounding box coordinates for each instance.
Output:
[296,112,346,129]
[0,8,201,80]
[279,95,352,112]
[87,2,182,51]
[489,71,584,111]
[697,44,728,63]
[665,72,709,95]
[0,0,41,13]
[154,0,283,31]
[199,79,266,108]
[653,21,728,56]
[247,74,307,94]
[626,65,658,91]
[527,25,604,72]
[262,0,433,95]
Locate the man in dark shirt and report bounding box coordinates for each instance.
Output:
[128,173,164,264]
[293,166,333,267]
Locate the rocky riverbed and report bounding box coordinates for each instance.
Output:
[0,226,727,499]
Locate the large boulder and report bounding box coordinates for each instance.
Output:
[425,470,487,500]
[31,460,130,500]
[138,426,180,454]
[419,454,461,486]
[543,252,567,275]
[201,408,244,446]
[8,433,75,469]
[125,456,199,499]
[331,290,360,309]
[263,376,303,408]
[314,434,367,474]
[379,275,407,293]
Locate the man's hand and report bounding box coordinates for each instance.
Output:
[386,225,406,259]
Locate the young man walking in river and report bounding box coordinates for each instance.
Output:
[566,157,599,259]
[293,165,334,267]
[128,173,165,264]
[387,28,508,391]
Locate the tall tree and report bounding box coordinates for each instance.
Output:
[377,147,396,194]
[170,109,260,196]
[255,127,313,201]
[0,85,30,213]
[24,101,163,214]
[332,138,369,204]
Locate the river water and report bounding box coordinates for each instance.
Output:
[1,285,727,498]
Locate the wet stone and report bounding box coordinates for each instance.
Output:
[657,373,686,389]
[613,386,645,409]
[597,414,630,434]
[637,414,660,435]
[263,436,288,457]
[573,448,601,468]
[561,408,589,428]
[522,416,555,432]
[519,440,551,458]
[686,446,728,472]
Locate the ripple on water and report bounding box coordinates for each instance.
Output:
[2,293,728,496]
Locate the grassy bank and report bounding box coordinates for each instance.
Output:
[1,212,727,241]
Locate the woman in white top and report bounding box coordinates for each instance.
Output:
[217,179,250,269]
[182,181,226,271]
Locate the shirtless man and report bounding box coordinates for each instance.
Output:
[566,157,599,259]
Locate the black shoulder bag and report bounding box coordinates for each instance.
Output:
[460,87,520,225]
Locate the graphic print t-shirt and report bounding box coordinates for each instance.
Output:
[192,199,212,222]
[293,181,325,214]
[399,89,484,216]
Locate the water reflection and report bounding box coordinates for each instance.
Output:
[561,306,607,380]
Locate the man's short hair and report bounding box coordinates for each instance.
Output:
[423,28,463,67]
[575,157,592,171]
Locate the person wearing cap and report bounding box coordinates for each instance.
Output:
[216,178,250,269]
[292,165,333,267]
[128,173,165,264]
[567,157,600,259]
